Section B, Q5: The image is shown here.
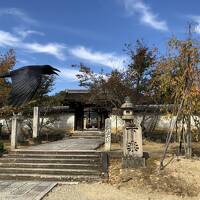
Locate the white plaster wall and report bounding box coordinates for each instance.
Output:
[1,113,199,135]
[109,114,200,134]
[0,114,76,134]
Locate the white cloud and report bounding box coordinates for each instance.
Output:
[189,16,200,34]
[24,43,66,60]
[0,30,20,46]
[69,46,126,70]
[0,8,37,24]
[0,28,126,67]
[0,30,66,60]
[14,28,45,38]
[59,68,79,81]
[122,0,168,31]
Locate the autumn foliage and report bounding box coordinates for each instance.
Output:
[0,49,15,105]
[151,37,200,116]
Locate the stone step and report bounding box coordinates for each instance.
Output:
[3,154,100,159]
[0,150,107,182]
[0,173,101,182]
[73,132,104,135]
[0,158,100,164]
[11,150,100,155]
[72,134,104,136]
[72,135,104,138]
[73,133,103,134]
[0,168,100,176]
[0,163,101,169]
[71,136,104,139]
[73,131,104,135]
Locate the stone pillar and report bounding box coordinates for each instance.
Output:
[121,97,145,168]
[11,116,18,150]
[123,124,143,157]
[33,107,40,138]
[83,118,87,130]
[122,121,145,168]
[105,118,111,151]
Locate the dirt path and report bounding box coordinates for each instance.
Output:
[44,182,200,200]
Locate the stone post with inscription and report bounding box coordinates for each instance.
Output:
[33,107,40,139]
[121,97,145,168]
[105,118,111,151]
[11,113,22,150]
[11,115,18,150]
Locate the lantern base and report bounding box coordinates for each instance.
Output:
[122,156,146,168]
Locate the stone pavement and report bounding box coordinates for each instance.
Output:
[27,138,104,150]
[0,181,57,200]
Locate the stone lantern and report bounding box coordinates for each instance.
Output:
[121,97,145,168]
[121,97,134,121]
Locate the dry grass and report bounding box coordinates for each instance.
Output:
[108,157,200,197]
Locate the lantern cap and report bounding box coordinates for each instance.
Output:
[121,96,133,109]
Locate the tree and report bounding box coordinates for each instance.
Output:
[0,49,18,118]
[74,63,132,109]
[0,49,16,136]
[152,36,200,114]
[151,33,200,165]
[102,70,132,108]
[0,49,16,107]
[51,90,68,106]
[124,40,156,103]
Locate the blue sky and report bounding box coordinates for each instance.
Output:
[0,0,200,93]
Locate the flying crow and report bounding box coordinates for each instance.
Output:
[0,65,60,106]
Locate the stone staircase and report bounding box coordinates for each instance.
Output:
[72,131,104,139]
[0,150,108,182]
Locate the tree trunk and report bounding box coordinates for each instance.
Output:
[186,115,192,158]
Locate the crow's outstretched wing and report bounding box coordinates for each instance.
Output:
[8,69,42,106]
